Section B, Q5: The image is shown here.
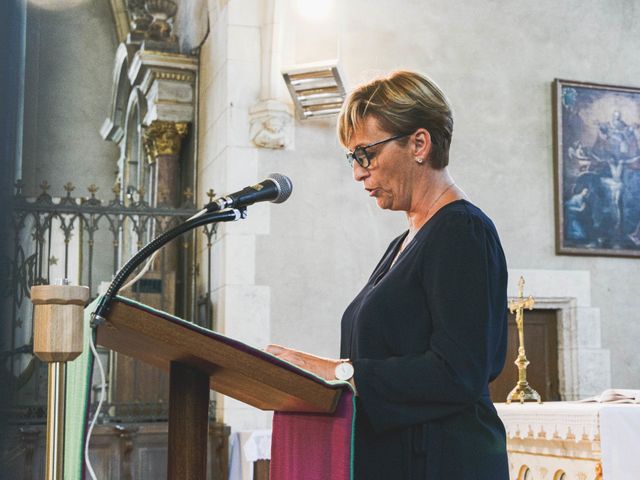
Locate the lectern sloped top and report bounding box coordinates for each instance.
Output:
[96,296,344,413]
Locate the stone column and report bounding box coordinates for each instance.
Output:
[142,120,188,307]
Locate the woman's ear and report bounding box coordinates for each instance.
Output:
[413,128,432,162]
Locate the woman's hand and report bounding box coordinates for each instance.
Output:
[265,344,339,381]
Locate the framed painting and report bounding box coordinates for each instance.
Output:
[553,79,640,257]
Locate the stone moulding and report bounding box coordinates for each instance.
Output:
[102,42,198,150]
[101,43,139,143]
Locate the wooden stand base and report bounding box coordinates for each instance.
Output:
[167,362,209,480]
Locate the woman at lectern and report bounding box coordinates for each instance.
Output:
[267,71,509,479]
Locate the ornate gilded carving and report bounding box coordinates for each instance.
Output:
[154,71,194,82]
[142,121,188,160]
[122,0,180,48]
[595,462,603,480]
[145,0,177,43]
[127,0,153,35]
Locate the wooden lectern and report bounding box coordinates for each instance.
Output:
[96,296,346,480]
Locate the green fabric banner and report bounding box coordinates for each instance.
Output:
[63,297,99,479]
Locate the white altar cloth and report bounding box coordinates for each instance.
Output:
[599,405,640,480]
[228,430,272,480]
[496,402,640,480]
[497,402,602,441]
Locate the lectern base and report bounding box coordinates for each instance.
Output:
[168,361,210,480]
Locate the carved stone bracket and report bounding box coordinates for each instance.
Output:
[249,100,294,150]
[143,120,188,160]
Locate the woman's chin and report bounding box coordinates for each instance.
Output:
[374,196,393,210]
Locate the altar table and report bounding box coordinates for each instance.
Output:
[495,402,640,480]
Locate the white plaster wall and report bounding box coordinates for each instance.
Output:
[199,0,640,432]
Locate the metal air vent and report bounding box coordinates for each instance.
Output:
[282,61,347,120]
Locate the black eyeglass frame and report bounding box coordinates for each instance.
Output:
[346,133,411,168]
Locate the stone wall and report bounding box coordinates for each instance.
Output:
[21,0,118,197]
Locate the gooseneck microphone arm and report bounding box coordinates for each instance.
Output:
[92,173,293,325]
[91,207,245,325]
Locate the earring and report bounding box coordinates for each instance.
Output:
[415,157,424,164]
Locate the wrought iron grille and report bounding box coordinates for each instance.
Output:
[2,180,218,422]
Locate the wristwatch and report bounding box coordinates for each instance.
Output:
[334,361,354,381]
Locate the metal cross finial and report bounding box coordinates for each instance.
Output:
[206,188,216,202]
[509,276,535,315]
[183,187,193,201]
[517,276,525,297]
[40,180,51,193]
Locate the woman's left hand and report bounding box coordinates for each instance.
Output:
[265,344,339,381]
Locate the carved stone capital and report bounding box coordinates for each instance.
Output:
[249,100,294,150]
[143,120,188,159]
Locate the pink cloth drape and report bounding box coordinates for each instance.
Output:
[270,389,355,480]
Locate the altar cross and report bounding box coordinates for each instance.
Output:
[506,276,541,404]
[509,276,535,348]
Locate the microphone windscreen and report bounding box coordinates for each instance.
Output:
[268,173,293,203]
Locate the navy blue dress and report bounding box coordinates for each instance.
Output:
[340,200,510,480]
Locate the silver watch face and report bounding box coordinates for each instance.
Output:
[335,362,354,381]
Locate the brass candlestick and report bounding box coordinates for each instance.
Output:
[506,276,541,404]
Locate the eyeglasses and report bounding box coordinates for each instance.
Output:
[346,133,410,168]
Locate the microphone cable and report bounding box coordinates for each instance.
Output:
[84,328,106,480]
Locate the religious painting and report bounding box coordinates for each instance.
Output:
[553,79,640,257]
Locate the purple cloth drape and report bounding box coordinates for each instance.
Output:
[270,389,355,480]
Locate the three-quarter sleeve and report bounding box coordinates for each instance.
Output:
[352,212,507,433]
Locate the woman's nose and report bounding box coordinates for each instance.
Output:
[353,162,369,182]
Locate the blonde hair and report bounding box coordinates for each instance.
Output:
[337,71,453,169]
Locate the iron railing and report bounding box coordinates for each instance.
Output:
[2,179,218,422]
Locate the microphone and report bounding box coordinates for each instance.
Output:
[192,173,293,219]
